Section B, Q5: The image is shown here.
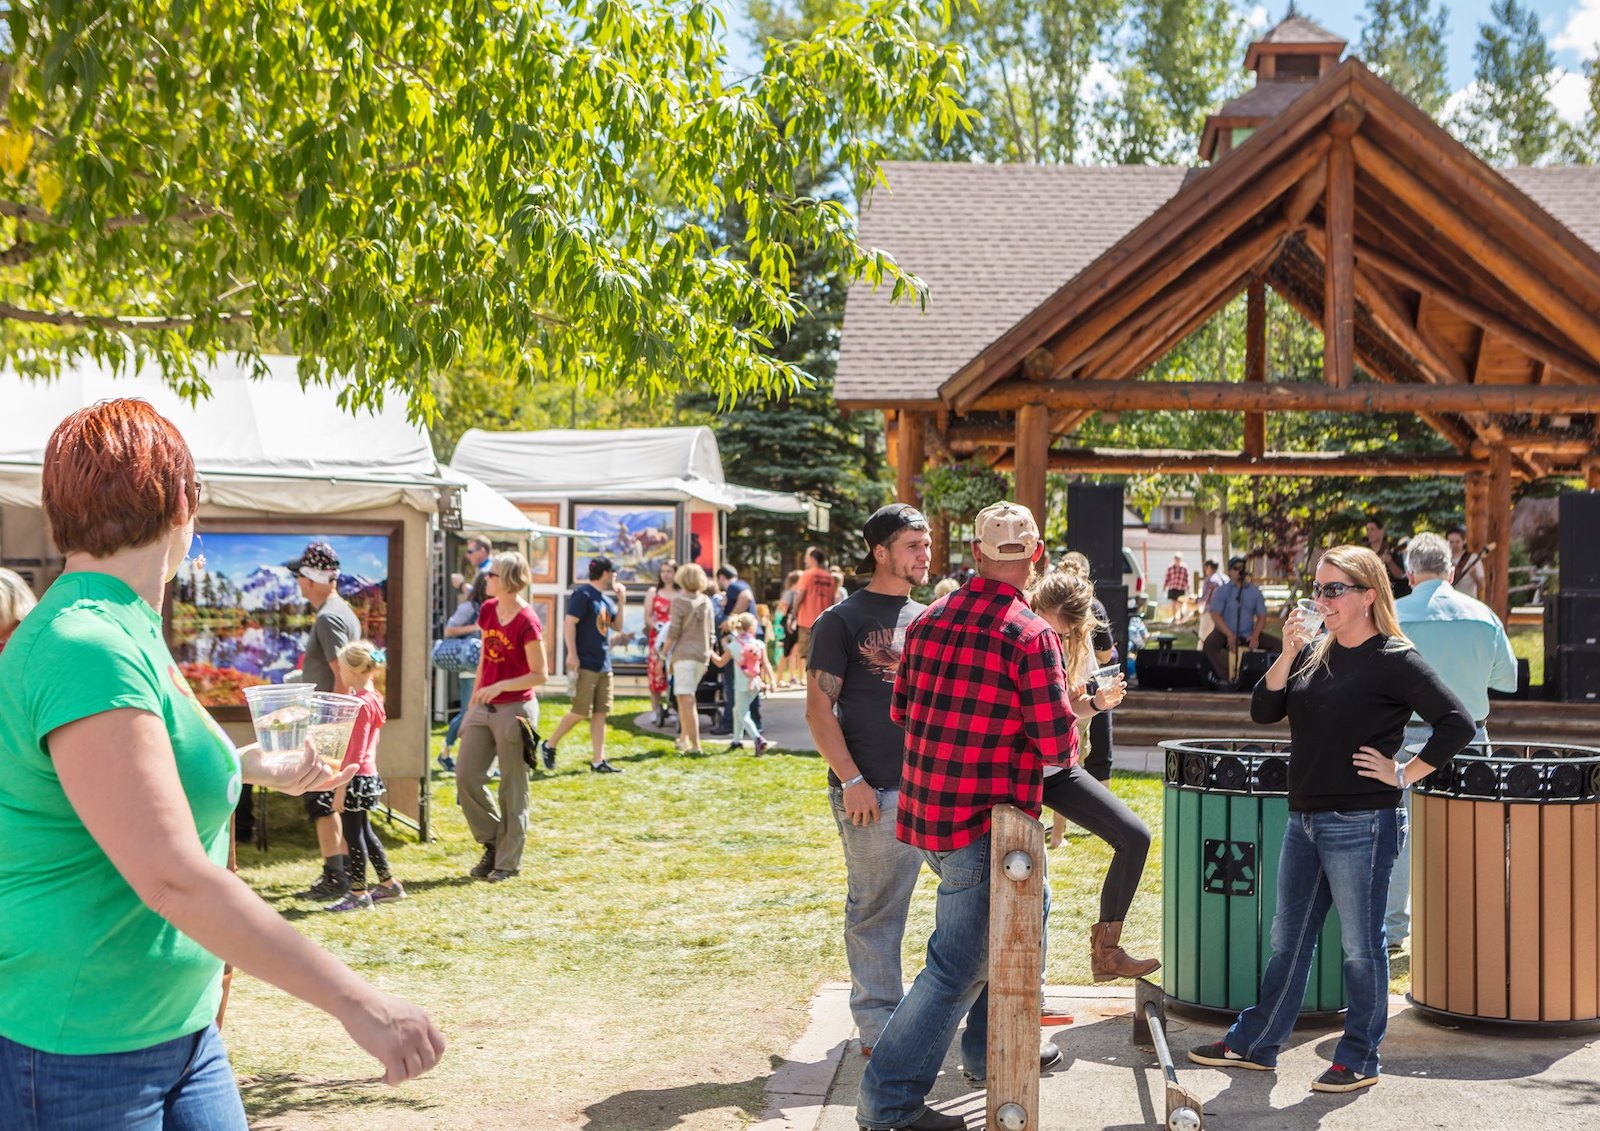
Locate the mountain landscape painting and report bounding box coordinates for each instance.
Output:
[169,532,391,707]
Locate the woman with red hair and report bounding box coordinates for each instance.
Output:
[0,399,444,1127]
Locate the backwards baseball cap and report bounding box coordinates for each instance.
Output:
[285,540,340,585]
[974,501,1041,562]
[856,503,929,575]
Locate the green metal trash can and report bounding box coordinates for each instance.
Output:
[1160,738,1346,1021]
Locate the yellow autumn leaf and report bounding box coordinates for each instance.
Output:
[35,165,64,213]
[0,127,33,179]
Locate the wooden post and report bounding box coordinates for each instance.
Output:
[1465,471,1489,561]
[1486,448,1513,621]
[897,410,926,508]
[1244,276,1267,459]
[1015,404,1049,529]
[1323,105,1361,388]
[1585,456,1600,492]
[988,804,1044,1131]
[932,515,950,578]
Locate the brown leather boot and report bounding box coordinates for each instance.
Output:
[1090,920,1160,982]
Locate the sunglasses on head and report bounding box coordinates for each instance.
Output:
[1310,581,1369,599]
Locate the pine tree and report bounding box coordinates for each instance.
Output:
[1358,0,1452,117]
[1455,0,1557,164]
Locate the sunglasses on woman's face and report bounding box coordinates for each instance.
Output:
[1310,581,1369,599]
[485,571,500,578]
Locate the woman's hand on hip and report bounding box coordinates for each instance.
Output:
[241,741,359,795]
[339,986,447,1085]
[1352,745,1401,787]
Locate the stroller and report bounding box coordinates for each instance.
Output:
[658,659,728,729]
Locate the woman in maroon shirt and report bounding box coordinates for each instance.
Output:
[456,551,548,883]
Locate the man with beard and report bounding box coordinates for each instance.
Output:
[806,504,931,1059]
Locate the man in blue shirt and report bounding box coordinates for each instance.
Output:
[1386,532,1518,951]
[540,556,628,774]
[1200,557,1281,686]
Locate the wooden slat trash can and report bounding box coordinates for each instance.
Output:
[1410,742,1600,1034]
[1160,739,1347,1021]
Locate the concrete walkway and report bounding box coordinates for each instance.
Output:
[757,983,1600,1131]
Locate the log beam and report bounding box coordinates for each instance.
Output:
[896,410,926,507]
[1014,404,1049,528]
[1485,446,1514,620]
[1352,133,1600,367]
[1353,242,1600,387]
[990,448,1483,477]
[972,379,1600,415]
[1324,106,1360,387]
[1245,276,1267,459]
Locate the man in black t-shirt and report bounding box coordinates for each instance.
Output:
[805,504,931,1056]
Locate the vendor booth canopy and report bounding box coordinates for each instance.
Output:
[450,425,812,514]
[0,354,452,513]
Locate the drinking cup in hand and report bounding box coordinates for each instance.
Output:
[1295,598,1324,639]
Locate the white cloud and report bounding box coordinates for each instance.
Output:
[1549,68,1592,123]
[1553,0,1600,54]
[1246,4,1270,32]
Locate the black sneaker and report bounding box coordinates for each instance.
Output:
[591,760,623,774]
[962,1042,1062,1086]
[485,868,519,883]
[1188,1041,1272,1071]
[1312,1064,1378,1092]
[296,874,347,901]
[540,740,557,770]
[469,844,496,879]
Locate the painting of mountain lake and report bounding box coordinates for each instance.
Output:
[572,503,676,585]
[169,532,391,708]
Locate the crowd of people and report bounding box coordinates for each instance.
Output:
[0,397,1521,1126]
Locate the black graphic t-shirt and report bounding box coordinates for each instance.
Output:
[807,589,927,789]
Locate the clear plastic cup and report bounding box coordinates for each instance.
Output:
[306,692,363,770]
[1092,663,1123,689]
[1296,598,1325,637]
[243,683,316,756]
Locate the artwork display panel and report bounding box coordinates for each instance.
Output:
[528,594,558,673]
[516,502,561,584]
[611,593,649,669]
[572,502,676,586]
[167,521,402,720]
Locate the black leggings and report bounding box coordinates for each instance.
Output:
[340,811,392,893]
[1040,766,1151,923]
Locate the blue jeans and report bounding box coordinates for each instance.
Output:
[444,675,476,749]
[829,788,925,1047]
[1385,722,1488,945]
[731,688,765,745]
[0,1024,247,1130]
[857,834,993,1129]
[1225,807,1406,1078]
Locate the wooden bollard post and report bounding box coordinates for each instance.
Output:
[988,803,1045,1131]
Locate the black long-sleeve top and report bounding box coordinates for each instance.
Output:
[1251,635,1474,812]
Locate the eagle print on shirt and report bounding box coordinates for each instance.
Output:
[858,626,908,683]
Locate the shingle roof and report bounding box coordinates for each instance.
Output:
[835,163,1189,406]
[1214,80,1320,120]
[835,161,1600,408]
[1258,15,1344,45]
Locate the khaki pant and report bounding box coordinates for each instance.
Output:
[456,700,536,872]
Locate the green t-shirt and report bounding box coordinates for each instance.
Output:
[0,572,241,1054]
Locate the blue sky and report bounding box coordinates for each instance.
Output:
[1265,1,1598,117]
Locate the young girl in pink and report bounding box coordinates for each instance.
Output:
[325,640,406,911]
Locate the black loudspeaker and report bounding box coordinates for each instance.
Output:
[1067,483,1124,586]
[1136,647,1213,690]
[1552,646,1600,703]
[1552,591,1600,647]
[1096,582,1129,661]
[1237,651,1276,688]
[1560,492,1600,590]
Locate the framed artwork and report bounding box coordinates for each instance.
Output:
[517,501,561,585]
[572,501,677,586]
[611,592,650,669]
[690,511,717,573]
[166,520,403,721]
[528,594,558,673]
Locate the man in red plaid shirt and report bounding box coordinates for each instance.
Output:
[857,502,1079,1131]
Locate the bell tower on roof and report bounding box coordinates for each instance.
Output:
[1200,11,1346,163]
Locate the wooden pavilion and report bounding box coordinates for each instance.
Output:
[835,15,1600,618]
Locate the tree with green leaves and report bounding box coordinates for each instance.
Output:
[1453,0,1557,164]
[1096,0,1245,164]
[0,0,971,416]
[1357,0,1452,117]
